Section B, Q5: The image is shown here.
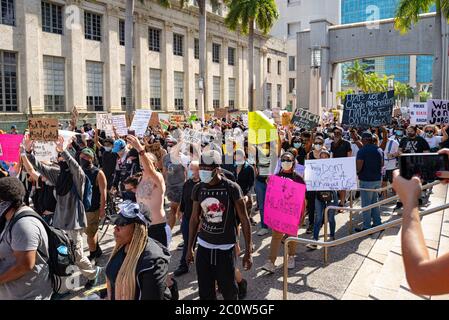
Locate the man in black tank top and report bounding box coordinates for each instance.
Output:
[79,148,108,263]
[186,150,253,300]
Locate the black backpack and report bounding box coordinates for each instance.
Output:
[8,210,76,292]
[316,191,334,203]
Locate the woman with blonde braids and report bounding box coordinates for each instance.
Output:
[106,201,171,300]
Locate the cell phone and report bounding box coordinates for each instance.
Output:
[128,129,136,136]
[399,153,449,181]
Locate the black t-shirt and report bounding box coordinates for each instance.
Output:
[331,139,352,158]
[180,179,200,220]
[296,147,308,165]
[100,148,117,189]
[281,141,291,151]
[192,178,243,246]
[399,136,430,153]
[105,246,126,300]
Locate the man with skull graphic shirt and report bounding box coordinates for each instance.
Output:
[186,150,253,300]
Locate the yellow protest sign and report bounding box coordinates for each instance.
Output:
[248,111,277,145]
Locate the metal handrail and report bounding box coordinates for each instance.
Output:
[282,180,443,300]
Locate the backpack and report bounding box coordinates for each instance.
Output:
[316,191,334,203]
[8,210,76,292]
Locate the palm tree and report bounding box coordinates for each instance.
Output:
[224,0,279,112]
[345,60,368,91]
[395,0,449,99]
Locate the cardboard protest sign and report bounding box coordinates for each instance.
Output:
[281,112,291,127]
[182,128,202,145]
[0,134,24,163]
[28,118,58,141]
[342,90,395,127]
[264,175,306,236]
[214,108,228,119]
[427,99,449,125]
[170,114,185,124]
[291,108,320,130]
[96,113,114,137]
[130,109,153,137]
[159,114,170,131]
[304,157,358,191]
[409,102,427,125]
[111,115,128,137]
[149,112,159,128]
[248,111,277,145]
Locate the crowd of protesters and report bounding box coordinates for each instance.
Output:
[2,111,449,300]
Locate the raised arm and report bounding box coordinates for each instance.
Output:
[23,135,59,185]
[57,136,85,198]
[126,135,161,183]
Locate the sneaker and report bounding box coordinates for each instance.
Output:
[262,260,275,274]
[287,256,295,270]
[177,242,184,251]
[237,278,248,300]
[173,265,189,277]
[306,225,313,234]
[306,244,318,251]
[85,266,102,290]
[257,228,270,236]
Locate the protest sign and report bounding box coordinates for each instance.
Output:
[304,157,358,191]
[188,114,198,123]
[96,113,114,137]
[248,111,277,145]
[159,114,170,131]
[264,175,306,236]
[34,130,78,162]
[241,114,248,127]
[130,109,153,137]
[28,118,58,141]
[214,108,228,119]
[409,102,428,125]
[111,114,128,137]
[291,108,320,130]
[149,112,159,128]
[281,112,291,127]
[170,114,185,124]
[0,134,24,163]
[192,122,202,131]
[427,99,449,125]
[342,90,395,127]
[182,128,202,145]
[272,108,281,124]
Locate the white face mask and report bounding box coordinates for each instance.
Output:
[235,159,245,166]
[199,170,214,184]
[281,161,293,171]
[104,146,112,152]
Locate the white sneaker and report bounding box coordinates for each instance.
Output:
[262,260,275,274]
[257,228,270,236]
[287,256,295,270]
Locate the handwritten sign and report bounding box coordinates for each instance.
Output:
[149,112,159,128]
[96,113,114,137]
[291,108,320,130]
[427,99,449,125]
[33,130,78,162]
[0,134,24,163]
[304,157,358,191]
[170,114,185,124]
[112,115,128,137]
[159,114,170,131]
[409,102,427,125]
[342,90,395,127]
[28,118,58,141]
[192,122,202,131]
[264,175,306,236]
[130,109,153,137]
[182,128,202,145]
[214,108,228,119]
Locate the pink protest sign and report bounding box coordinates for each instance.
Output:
[264,175,307,236]
[0,134,24,163]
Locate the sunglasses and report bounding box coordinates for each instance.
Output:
[425,131,433,134]
[314,142,323,145]
[281,159,293,162]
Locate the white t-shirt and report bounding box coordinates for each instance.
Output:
[350,142,359,158]
[384,139,400,171]
[324,138,333,151]
[422,135,442,150]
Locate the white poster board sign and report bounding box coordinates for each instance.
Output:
[96,113,114,137]
[427,99,449,125]
[409,102,427,125]
[34,130,77,162]
[112,114,128,137]
[130,109,152,137]
[182,128,202,145]
[304,157,358,191]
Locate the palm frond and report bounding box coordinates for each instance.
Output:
[394,0,434,33]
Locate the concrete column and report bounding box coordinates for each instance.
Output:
[19,0,42,112]
[221,39,228,108]
[206,34,213,112]
[135,14,149,109]
[297,31,311,111]
[104,7,120,112]
[236,44,243,110]
[163,22,174,112]
[258,47,267,110]
[185,28,195,112]
[409,55,417,89]
[442,22,449,99]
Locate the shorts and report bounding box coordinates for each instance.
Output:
[148,222,172,248]
[383,170,395,183]
[85,210,100,238]
[166,186,183,203]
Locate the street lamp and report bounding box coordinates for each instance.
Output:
[311,46,322,69]
[388,78,394,91]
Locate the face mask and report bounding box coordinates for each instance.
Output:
[293,143,301,149]
[314,144,322,151]
[281,161,293,171]
[187,170,194,179]
[104,146,112,152]
[80,159,91,168]
[426,132,434,138]
[0,201,12,217]
[407,132,416,138]
[395,130,403,136]
[167,147,172,153]
[122,191,136,202]
[235,160,245,166]
[199,170,214,184]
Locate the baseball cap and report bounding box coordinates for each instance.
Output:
[110,201,149,226]
[81,148,95,159]
[11,125,17,129]
[112,139,127,153]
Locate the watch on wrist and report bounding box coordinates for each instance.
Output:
[138,149,145,156]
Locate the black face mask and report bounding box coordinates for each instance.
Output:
[58,161,68,170]
[122,191,136,202]
[80,159,91,168]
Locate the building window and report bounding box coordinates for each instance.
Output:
[119,20,125,46]
[289,56,295,71]
[149,28,161,52]
[228,47,235,66]
[213,76,220,108]
[150,68,161,111]
[121,65,136,111]
[287,22,300,37]
[0,51,17,112]
[211,2,221,15]
[42,1,63,34]
[267,58,271,73]
[173,33,183,56]
[266,83,272,109]
[277,61,281,75]
[86,61,103,111]
[277,84,282,109]
[228,78,236,110]
[43,56,65,112]
[84,11,102,41]
[0,0,15,26]
[174,71,184,110]
[194,38,199,59]
[288,78,295,93]
[212,43,220,63]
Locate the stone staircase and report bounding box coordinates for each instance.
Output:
[342,183,449,300]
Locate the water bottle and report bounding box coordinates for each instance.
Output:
[57,245,69,265]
